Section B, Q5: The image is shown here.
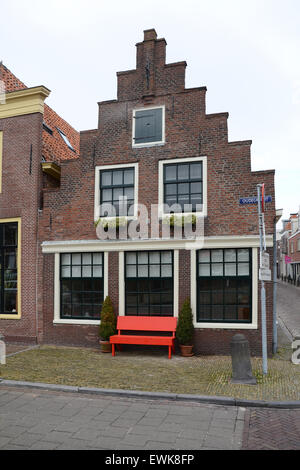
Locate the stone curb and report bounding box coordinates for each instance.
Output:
[0,378,300,409]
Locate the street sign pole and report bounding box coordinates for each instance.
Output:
[257,184,268,375]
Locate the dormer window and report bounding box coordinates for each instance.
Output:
[132,106,164,147]
[43,121,53,135]
[56,127,75,152]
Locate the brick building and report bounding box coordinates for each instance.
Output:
[1,29,276,355]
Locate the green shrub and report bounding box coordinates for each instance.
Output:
[98,296,117,341]
[176,298,194,345]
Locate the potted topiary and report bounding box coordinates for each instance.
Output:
[176,298,194,356]
[98,296,117,353]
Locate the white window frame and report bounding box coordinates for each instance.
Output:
[132,105,165,148]
[94,163,139,222]
[118,249,179,318]
[190,246,258,329]
[158,156,207,219]
[53,251,109,325]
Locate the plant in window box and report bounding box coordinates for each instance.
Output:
[162,214,197,238]
[176,298,195,357]
[98,296,117,353]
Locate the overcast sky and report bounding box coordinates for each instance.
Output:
[1,0,299,225]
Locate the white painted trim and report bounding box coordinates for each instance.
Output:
[42,235,274,254]
[158,156,207,218]
[132,105,165,148]
[53,251,108,325]
[173,250,179,317]
[94,162,139,221]
[190,247,258,329]
[119,251,125,316]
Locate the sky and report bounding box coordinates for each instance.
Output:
[0,0,299,225]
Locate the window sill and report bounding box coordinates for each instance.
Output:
[132,141,165,149]
[54,319,100,325]
[194,322,257,330]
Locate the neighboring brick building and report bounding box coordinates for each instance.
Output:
[1,30,276,355]
[0,63,79,343]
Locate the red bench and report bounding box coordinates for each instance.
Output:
[110,316,177,359]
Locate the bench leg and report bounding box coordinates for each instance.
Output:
[168,345,172,359]
[112,344,115,357]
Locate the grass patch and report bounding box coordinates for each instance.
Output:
[1,345,299,401]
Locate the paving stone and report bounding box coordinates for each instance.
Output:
[43,430,74,443]
[13,432,44,447]
[174,438,203,450]
[30,441,60,450]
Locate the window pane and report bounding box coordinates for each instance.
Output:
[224,249,236,262]
[124,187,134,200]
[149,252,160,264]
[102,189,112,202]
[198,291,210,304]
[61,254,71,265]
[161,251,172,263]
[211,305,223,320]
[149,265,160,277]
[238,263,249,276]
[199,264,210,276]
[191,182,201,194]
[124,169,134,185]
[127,265,137,277]
[238,249,249,262]
[138,265,148,277]
[113,187,123,201]
[165,183,177,195]
[112,170,123,185]
[93,253,102,265]
[199,250,210,263]
[177,164,189,180]
[61,266,71,278]
[82,266,92,277]
[127,253,136,264]
[72,266,81,277]
[4,224,17,246]
[211,264,223,276]
[72,254,81,265]
[82,253,92,265]
[161,265,172,277]
[165,165,177,181]
[238,306,250,321]
[137,252,148,264]
[93,266,102,277]
[190,163,202,179]
[211,250,223,262]
[225,264,236,276]
[101,171,112,186]
[178,183,189,194]
[224,305,237,321]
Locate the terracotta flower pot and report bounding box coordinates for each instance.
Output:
[179,344,194,357]
[99,340,112,353]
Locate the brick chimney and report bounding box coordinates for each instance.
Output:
[116,29,186,101]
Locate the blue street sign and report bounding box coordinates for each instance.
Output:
[239,196,272,205]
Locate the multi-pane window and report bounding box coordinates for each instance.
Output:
[60,253,104,320]
[125,251,173,316]
[133,108,163,145]
[100,167,135,217]
[163,162,203,212]
[0,222,18,314]
[197,248,252,323]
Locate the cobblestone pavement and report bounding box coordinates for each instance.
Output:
[0,386,245,450]
[277,281,300,340]
[242,408,300,450]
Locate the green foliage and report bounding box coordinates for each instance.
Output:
[176,298,194,345]
[94,217,128,229]
[162,214,197,227]
[98,296,117,341]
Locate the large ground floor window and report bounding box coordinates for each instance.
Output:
[0,222,18,314]
[197,248,252,323]
[125,251,173,316]
[60,252,104,320]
